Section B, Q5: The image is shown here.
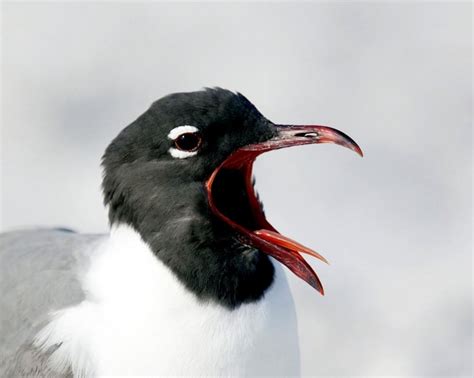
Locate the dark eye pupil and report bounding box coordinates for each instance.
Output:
[175,132,201,151]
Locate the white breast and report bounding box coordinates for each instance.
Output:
[35,225,300,376]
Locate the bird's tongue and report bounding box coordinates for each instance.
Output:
[206,124,363,295]
[254,229,328,265]
[253,229,328,294]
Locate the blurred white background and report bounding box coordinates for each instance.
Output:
[1,2,472,376]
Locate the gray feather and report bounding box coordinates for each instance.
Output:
[0,230,104,376]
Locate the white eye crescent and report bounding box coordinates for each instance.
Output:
[167,125,202,159]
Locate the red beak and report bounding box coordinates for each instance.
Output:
[206,125,363,295]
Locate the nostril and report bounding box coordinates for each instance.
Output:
[295,132,318,138]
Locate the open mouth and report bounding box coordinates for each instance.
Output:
[206,125,363,295]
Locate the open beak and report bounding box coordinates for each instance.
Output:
[206,125,363,295]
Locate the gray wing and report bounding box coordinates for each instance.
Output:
[0,229,104,377]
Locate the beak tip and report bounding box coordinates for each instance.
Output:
[311,280,325,295]
[354,145,364,157]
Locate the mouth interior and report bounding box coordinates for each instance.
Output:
[206,152,326,295]
[211,167,263,232]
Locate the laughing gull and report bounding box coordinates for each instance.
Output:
[0,88,362,376]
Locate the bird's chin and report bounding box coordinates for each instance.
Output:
[205,125,363,295]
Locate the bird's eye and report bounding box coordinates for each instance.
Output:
[174,132,202,152]
[167,125,202,159]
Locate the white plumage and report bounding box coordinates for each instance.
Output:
[35,224,300,376]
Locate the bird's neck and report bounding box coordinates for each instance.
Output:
[108,186,274,309]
